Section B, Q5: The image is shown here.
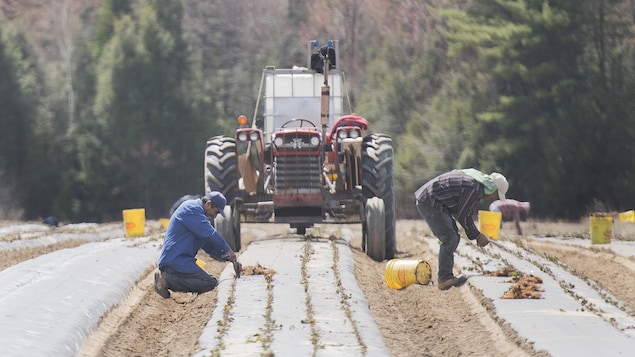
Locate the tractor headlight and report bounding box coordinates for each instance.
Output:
[338,130,348,139]
[310,136,320,146]
[349,129,360,139]
[274,137,284,147]
[238,132,248,142]
[249,131,259,141]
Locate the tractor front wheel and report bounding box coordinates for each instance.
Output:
[364,197,386,262]
[214,204,241,252]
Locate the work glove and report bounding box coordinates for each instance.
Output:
[221,250,241,278]
[233,260,242,279]
[222,250,237,262]
[476,233,490,247]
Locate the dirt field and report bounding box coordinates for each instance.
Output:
[3,218,635,356]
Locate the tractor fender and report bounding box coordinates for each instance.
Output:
[327,114,369,144]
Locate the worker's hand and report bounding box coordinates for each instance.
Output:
[233,260,242,279]
[221,250,241,278]
[223,250,237,263]
[476,233,490,247]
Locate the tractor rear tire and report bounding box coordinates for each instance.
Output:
[364,197,386,262]
[205,136,241,251]
[214,205,241,252]
[169,194,201,217]
[205,136,239,202]
[362,134,396,260]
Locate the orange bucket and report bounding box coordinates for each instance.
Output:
[384,259,432,290]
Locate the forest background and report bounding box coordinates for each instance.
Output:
[1,0,634,223]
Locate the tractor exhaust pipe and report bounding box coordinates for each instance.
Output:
[319,41,335,166]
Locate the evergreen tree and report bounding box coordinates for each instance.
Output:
[0,26,37,218]
[77,0,215,221]
[93,0,133,58]
[443,0,635,218]
[356,4,459,218]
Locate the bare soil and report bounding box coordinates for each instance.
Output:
[4,219,635,356]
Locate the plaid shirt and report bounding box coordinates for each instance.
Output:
[415,171,485,240]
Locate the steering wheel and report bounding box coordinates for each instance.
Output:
[280,118,317,128]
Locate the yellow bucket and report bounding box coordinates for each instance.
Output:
[384,259,432,290]
[590,216,612,244]
[159,218,170,230]
[479,210,502,240]
[122,208,145,237]
[619,210,635,223]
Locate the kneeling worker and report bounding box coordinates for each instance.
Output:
[154,191,237,298]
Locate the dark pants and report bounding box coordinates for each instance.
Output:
[416,200,461,281]
[160,266,218,294]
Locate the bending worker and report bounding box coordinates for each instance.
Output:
[489,199,530,235]
[415,168,508,291]
[154,191,237,299]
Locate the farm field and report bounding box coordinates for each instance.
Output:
[1,218,634,356]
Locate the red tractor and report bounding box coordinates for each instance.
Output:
[204,40,395,261]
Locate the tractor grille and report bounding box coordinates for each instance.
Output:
[274,155,321,192]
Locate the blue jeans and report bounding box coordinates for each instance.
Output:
[161,266,218,294]
[416,201,460,281]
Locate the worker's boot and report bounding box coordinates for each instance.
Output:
[154,271,171,298]
[438,275,468,291]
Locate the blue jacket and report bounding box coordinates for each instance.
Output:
[158,198,231,273]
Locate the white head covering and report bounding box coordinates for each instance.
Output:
[490,172,508,200]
